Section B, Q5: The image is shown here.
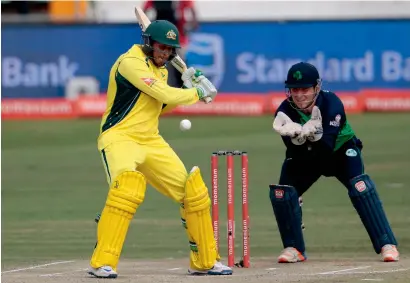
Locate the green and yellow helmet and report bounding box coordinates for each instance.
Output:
[142,20,180,59]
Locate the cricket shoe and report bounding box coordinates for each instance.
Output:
[87,265,118,278]
[278,247,306,263]
[188,261,233,275]
[381,244,399,262]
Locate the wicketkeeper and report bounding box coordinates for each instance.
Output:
[88,20,232,278]
[270,62,399,263]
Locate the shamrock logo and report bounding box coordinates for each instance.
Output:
[293,70,303,80]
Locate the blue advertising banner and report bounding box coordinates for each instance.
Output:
[2,20,410,98]
[2,24,140,98]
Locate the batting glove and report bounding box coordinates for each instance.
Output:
[182,67,216,103]
[181,67,203,88]
[195,76,217,103]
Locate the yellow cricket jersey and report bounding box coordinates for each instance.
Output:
[97,44,199,150]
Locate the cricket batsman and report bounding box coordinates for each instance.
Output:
[270,62,400,263]
[87,20,232,278]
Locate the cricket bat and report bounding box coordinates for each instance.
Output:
[134,7,212,103]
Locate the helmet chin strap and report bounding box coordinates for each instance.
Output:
[286,81,321,111]
[288,91,319,111]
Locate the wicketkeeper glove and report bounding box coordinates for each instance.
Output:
[273,112,306,145]
[301,106,323,142]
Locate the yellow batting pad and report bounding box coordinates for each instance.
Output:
[180,205,201,269]
[185,167,211,212]
[91,171,146,269]
[184,166,217,269]
[180,204,221,270]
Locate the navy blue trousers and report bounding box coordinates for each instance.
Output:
[279,137,364,196]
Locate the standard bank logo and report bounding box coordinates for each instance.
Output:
[185,33,224,89]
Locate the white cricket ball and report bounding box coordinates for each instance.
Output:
[179,119,192,131]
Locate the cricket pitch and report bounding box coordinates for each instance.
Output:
[2,257,409,283]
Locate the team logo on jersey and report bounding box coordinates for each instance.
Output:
[166,30,177,40]
[329,114,341,127]
[141,77,156,86]
[346,148,357,157]
[275,189,284,199]
[355,180,367,192]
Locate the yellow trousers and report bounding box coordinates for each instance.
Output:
[101,138,187,202]
[93,137,218,270]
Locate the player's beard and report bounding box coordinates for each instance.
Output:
[152,55,168,67]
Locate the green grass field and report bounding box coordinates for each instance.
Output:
[2,114,410,268]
